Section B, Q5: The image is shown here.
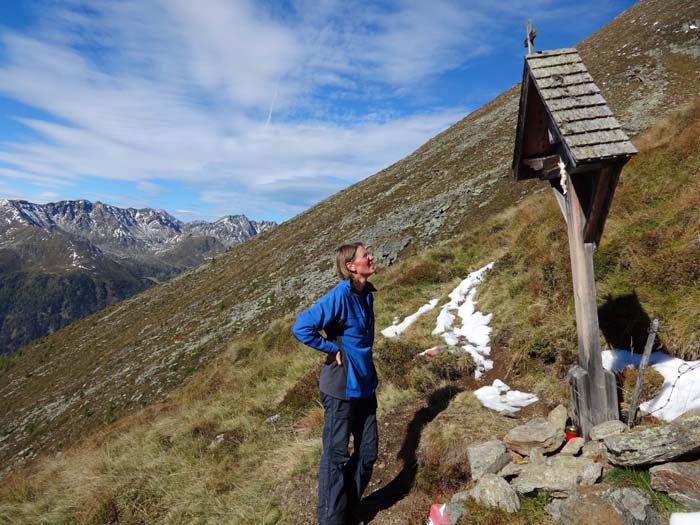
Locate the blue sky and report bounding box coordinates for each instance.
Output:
[0,0,636,223]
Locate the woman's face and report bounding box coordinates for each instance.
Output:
[347,245,375,279]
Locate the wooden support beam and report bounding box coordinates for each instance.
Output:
[522,154,560,179]
[583,166,620,244]
[565,172,618,438]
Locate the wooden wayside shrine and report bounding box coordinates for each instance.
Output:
[512,38,637,438]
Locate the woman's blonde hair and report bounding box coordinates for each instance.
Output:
[334,242,364,280]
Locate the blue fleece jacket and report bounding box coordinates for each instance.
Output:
[292,279,377,400]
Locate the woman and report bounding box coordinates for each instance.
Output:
[292,242,378,525]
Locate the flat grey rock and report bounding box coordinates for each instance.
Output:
[590,420,627,441]
[605,410,700,466]
[504,417,565,455]
[510,456,601,497]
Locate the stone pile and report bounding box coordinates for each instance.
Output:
[427,408,700,524]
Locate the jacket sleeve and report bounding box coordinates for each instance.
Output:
[292,292,341,354]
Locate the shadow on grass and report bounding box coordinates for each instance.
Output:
[357,385,462,523]
[598,291,660,353]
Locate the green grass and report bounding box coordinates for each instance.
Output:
[604,467,690,518]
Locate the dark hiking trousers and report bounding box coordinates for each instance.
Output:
[318,392,378,525]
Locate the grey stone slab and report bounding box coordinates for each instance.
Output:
[605,410,700,466]
[504,417,565,455]
[589,420,628,441]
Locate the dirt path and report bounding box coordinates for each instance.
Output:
[287,338,546,524]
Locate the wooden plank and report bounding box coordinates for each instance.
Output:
[552,106,614,123]
[546,94,607,111]
[541,83,601,100]
[528,47,578,58]
[560,117,621,135]
[570,365,619,439]
[523,154,560,178]
[582,167,620,244]
[566,173,619,437]
[537,72,594,89]
[572,141,638,161]
[528,53,581,69]
[628,319,659,428]
[566,129,630,147]
[531,62,588,79]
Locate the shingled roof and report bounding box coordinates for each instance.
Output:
[513,47,637,179]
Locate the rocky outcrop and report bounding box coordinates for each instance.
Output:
[605,411,700,466]
[650,460,700,509]
[503,417,565,455]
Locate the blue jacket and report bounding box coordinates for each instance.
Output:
[292,279,378,400]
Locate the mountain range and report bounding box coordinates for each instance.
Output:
[0,199,275,354]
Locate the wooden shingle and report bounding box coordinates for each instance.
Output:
[520,47,637,165]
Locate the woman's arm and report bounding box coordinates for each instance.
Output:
[292,293,341,354]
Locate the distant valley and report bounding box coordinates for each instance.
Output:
[0,199,275,354]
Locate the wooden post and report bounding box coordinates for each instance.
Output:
[628,319,659,427]
[565,172,619,439]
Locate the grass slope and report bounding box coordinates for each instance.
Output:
[1,102,698,524]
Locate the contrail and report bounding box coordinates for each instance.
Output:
[265,79,280,130]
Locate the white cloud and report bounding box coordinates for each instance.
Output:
[0,0,633,220]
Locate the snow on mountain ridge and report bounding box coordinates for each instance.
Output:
[0,199,275,254]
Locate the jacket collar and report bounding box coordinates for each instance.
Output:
[341,279,377,295]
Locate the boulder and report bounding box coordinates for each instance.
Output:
[504,417,565,455]
[590,420,627,441]
[554,485,662,525]
[510,456,601,497]
[466,440,512,480]
[467,473,520,513]
[560,437,585,456]
[650,460,700,509]
[605,410,700,466]
[548,404,568,431]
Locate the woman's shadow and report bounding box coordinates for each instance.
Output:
[356,385,461,523]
